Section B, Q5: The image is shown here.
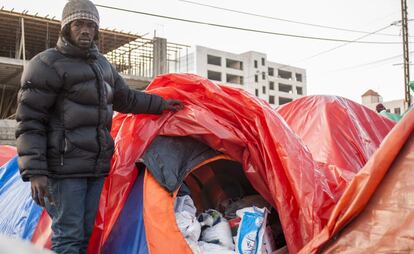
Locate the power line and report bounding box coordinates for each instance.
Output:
[95,4,403,44]
[332,50,414,71]
[301,25,393,61]
[179,0,402,37]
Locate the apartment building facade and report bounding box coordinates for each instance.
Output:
[181,46,307,107]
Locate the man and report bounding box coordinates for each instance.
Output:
[15,0,183,253]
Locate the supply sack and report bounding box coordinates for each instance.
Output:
[198,209,234,250]
[235,207,269,254]
[174,195,201,242]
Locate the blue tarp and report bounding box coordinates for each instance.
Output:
[0,156,149,252]
[0,156,42,240]
[102,170,148,254]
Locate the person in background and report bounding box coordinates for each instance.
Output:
[376,103,386,113]
[15,0,183,253]
[376,103,401,122]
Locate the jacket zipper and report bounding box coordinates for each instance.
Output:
[90,62,104,170]
[60,137,67,166]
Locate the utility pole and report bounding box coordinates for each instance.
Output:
[401,0,410,107]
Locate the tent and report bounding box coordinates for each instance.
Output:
[299,106,414,253]
[0,74,401,253]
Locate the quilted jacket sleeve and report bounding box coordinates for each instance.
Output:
[15,54,61,181]
[111,65,165,114]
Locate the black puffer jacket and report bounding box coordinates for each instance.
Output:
[15,37,165,181]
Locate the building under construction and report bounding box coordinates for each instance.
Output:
[0,8,190,119]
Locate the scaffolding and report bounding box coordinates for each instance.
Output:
[0,7,190,119]
[105,37,189,78]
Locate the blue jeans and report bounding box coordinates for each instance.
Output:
[45,177,105,254]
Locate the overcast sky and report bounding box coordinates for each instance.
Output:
[2,0,413,103]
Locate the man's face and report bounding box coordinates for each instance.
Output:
[69,19,97,49]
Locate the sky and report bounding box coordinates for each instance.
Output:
[2,0,413,103]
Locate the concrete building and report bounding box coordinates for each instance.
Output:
[180,45,307,107]
[361,89,407,115]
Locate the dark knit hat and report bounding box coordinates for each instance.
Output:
[61,0,100,29]
[376,103,386,112]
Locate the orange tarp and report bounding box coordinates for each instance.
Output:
[299,108,414,253]
[143,155,229,254]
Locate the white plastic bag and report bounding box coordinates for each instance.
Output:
[174,195,201,242]
[198,241,237,254]
[199,209,235,250]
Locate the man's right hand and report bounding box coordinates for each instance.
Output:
[30,176,54,207]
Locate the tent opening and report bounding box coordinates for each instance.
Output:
[178,157,287,250]
[139,136,287,252]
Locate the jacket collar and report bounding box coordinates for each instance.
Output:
[56,37,99,60]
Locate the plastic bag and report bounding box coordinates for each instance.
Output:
[198,209,234,250]
[174,195,201,242]
[198,241,237,254]
[235,207,268,254]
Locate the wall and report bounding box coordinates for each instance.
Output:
[0,120,16,146]
[364,99,406,114]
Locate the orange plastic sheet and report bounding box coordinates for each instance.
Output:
[143,155,228,254]
[299,108,414,253]
[87,74,394,253]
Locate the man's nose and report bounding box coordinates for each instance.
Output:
[80,26,90,35]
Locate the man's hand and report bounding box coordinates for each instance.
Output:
[163,99,184,111]
[30,176,54,207]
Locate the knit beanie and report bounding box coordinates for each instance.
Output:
[61,0,100,29]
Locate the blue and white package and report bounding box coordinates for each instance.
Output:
[235,207,268,254]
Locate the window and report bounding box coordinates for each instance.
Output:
[226,74,244,85]
[278,69,292,80]
[279,97,293,105]
[261,57,265,66]
[262,72,266,80]
[207,55,221,66]
[254,60,258,68]
[296,73,303,82]
[207,70,221,81]
[269,81,274,90]
[262,86,266,94]
[386,109,391,113]
[255,89,259,96]
[296,87,303,95]
[268,67,274,76]
[255,74,258,83]
[279,83,293,93]
[394,107,401,114]
[269,95,275,104]
[226,58,243,70]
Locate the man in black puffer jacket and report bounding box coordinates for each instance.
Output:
[15,1,183,253]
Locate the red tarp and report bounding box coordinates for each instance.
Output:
[86,74,394,253]
[0,145,16,166]
[276,96,395,223]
